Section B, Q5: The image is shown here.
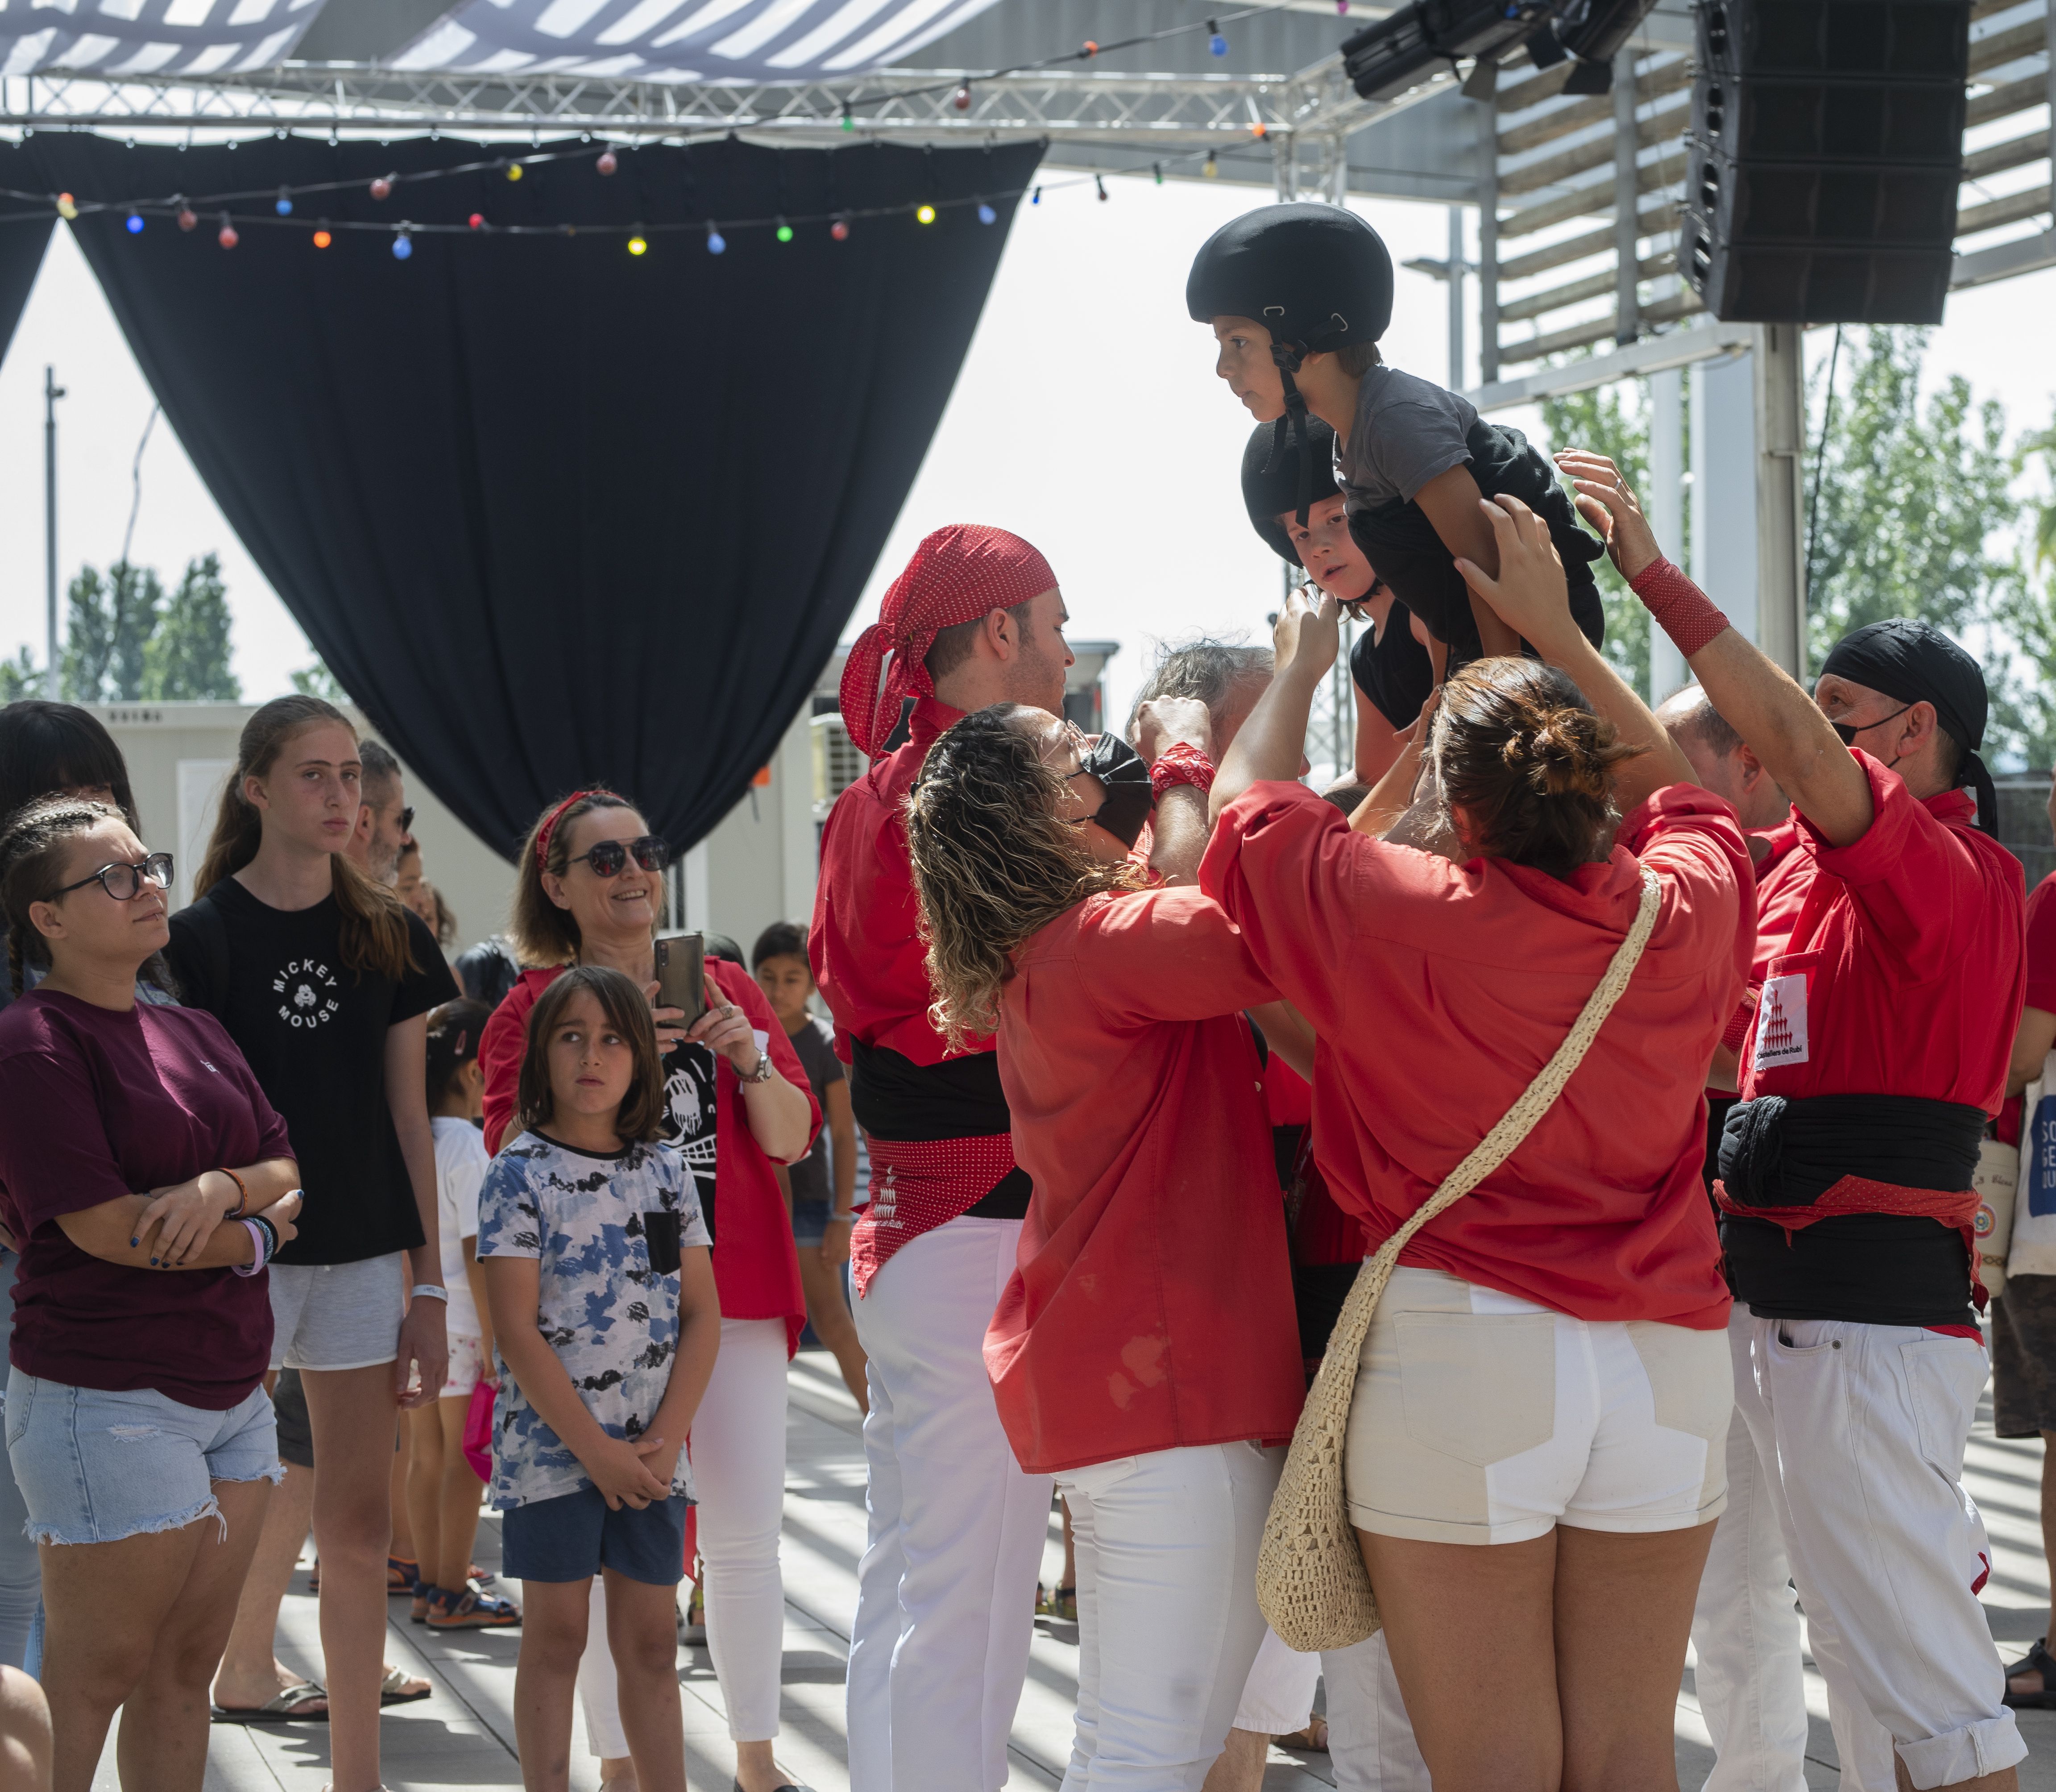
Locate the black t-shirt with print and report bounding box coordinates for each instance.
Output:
[166,877,456,1265]
[659,1040,722,1245]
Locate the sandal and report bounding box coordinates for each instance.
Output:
[1035,1584,1077,1622]
[426,1585,522,1630]
[212,1681,330,1724]
[1278,1716,1330,1751]
[2004,1638,2056,1708]
[387,1555,420,1595]
[379,1664,432,1705]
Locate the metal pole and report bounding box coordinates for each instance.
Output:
[1612,46,1641,345]
[1753,322,1807,679]
[43,365,65,684]
[1447,206,1465,389]
[1648,367,1687,699]
[1477,109,1500,386]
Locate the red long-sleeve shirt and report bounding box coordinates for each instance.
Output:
[1202,780,1751,1331]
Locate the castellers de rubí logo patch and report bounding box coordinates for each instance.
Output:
[274,958,341,1029]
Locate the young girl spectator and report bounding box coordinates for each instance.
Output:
[407,999,518,1629]
[905,706,1306,1788]
[750,921,867,1412]
[479,792,815,1792]
[1204,499,1748,1790]
[480,967,720,1792]
[164,695,456,1792]
[0,796,303,1792]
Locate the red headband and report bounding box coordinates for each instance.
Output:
[837,524,1058,759]
[535,790,598,867]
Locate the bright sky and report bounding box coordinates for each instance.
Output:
[2,166,2054,731]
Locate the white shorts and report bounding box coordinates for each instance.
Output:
[268,1253,406,1372]
[1344,1267,1731,1545]
[440,1332,487,1400]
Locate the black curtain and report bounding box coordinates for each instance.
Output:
[18,133,1043,857]
[0,207,53,366]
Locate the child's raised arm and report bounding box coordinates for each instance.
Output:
[1414,465,1522,660]
[484,1255,670,1511]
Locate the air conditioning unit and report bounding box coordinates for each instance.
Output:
[811,712,866,820]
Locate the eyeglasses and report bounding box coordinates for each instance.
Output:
[398,806,415,835]
[1830,703,1911,747]
[58,852,172,901]
[564,835,670,878]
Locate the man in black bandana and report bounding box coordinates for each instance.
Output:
[1566,448,2027,1792]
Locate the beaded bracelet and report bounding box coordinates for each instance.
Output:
[1150,742,1217,800]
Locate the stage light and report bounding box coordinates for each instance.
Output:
[392,230,412,260]
[706,224,726,253]
[55,193,76,220]
[125,212,144,234]
[313,228,332,248]
[627,233,647,255]
[370,174,393,200]
[916,203,936,224]
[218,216,238,249]
[977,202,996,224]
[275,187,292,216]
[831,216,850,241]
[776,220,794,242]
[597,147,619,174]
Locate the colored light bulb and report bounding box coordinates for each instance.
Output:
[506,162,523,182]
[916,203,936,224]
[706,226,726,253]
[312,228,332,248]
[776,222,794,243]
[468,212,484,230]
[831,217,850,241]
[597,147,619,174]
[124,211,144,234]
[177,205,197,230]
[275,187,292,216]
[217,218,238,249]
[369,174,393,200]
[1203,155,1219,178]
[392,231,412,260]
[977,202,995,225]
[55,192,76,220]
[953,85,970,110]
[627,234,647,255]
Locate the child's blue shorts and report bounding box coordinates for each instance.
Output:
[500,1485,689,1585]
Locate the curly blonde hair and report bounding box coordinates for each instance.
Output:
[904,706,1147,1050]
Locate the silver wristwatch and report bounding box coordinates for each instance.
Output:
[740,1049,775,1085]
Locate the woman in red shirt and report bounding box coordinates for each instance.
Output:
[905,705,1304,1788]
[1202,496,1751,1792]
[478,790,817,1792]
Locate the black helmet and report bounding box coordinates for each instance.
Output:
[1186,202,1394,352]
[1242,416,1340,564]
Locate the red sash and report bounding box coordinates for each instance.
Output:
[850,1132,1019,1295]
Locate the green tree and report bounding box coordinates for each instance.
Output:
[1803,328,2019,671]
[142,554,240,701]
[1540,380,1652,700]
[290,658,349,703]
[60,562,163,703]
[0,648,44,704]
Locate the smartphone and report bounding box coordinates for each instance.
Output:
[654,931,706,1025]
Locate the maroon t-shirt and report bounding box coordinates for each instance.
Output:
[0,990,292,1410]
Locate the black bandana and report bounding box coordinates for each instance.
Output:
[1818,618,1997,836]
[1077,733,1154,850]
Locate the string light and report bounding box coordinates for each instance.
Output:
[312,227,332,248]
[916,203,936,224]
[1082,38,1099,55]
[627,232,647,255]
[217,214,237,249]
[1095,175,1109,202]
[274,187,292,216]
[841,102,854,133]
[831,216,850,241]
[1032,186,1042,204]
[952,84,971,110]
[506,162,524,182]
[1209,19,1228,54]
[597,147,619,175]
[1203,155,1219,178]
[392,228,412,260]
[177,203,197,230]
[54,192,76,220]
[1153,162,1164,185]
[124,211,143,234]
[977,201,996,225]
[706,223,726,254]
[775,219,794,242]
[369,174,393,201]
[468,212,485,229]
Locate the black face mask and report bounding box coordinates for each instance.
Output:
[1075,733,1154,850]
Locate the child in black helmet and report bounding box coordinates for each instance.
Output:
[1239,415,1442,789]
[1192,202,1605,672]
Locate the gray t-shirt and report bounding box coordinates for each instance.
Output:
[1333,365,1479,512]
[785,1014,845,1209]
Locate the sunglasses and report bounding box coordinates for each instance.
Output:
[1830,703,1911,747]
[58,852,173,901]
[398,806,415,835]
[564,835,670,878]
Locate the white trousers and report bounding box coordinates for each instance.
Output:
[1231,1627,1429,1792]
[848,1218,1054,1792]
[1057,1440,1279,1792]
[1691,1304,1897,1792]
[1733,1310,2026,1791]
[577,1315,790,1755]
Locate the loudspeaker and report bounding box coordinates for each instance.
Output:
[1342,0,1560,102]
[1682,0,1970,324]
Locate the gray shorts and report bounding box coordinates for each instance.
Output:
[268,1254,406,1372]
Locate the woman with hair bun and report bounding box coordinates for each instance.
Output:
[1203,494,1753,1792]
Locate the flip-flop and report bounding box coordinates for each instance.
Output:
[379,1665,432,1706]
[211,1682,330,1724]
[2004,1637,2056,1708]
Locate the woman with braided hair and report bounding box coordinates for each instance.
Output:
[905,702,1304,1790]
[1200,495,1753,1792]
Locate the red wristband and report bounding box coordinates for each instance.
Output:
[1150,742,1216,799]
[1629,556,1731,658]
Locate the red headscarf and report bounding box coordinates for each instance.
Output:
[838,524,1058,758]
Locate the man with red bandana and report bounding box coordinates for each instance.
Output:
[1563,450,2027,1792]
[810,524,1074,1792]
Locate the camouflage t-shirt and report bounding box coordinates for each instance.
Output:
[475,1131,710,1510]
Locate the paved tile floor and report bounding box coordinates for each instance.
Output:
[112,1351,2056,1790]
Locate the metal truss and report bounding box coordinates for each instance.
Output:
[0,51,1426,153]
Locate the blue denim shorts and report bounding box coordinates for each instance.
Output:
[500,1485,688,1586]
[4,1371,281,1547]
[791,1198,831,1248]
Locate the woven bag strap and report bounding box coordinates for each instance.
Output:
[1375,866,1663,1271]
